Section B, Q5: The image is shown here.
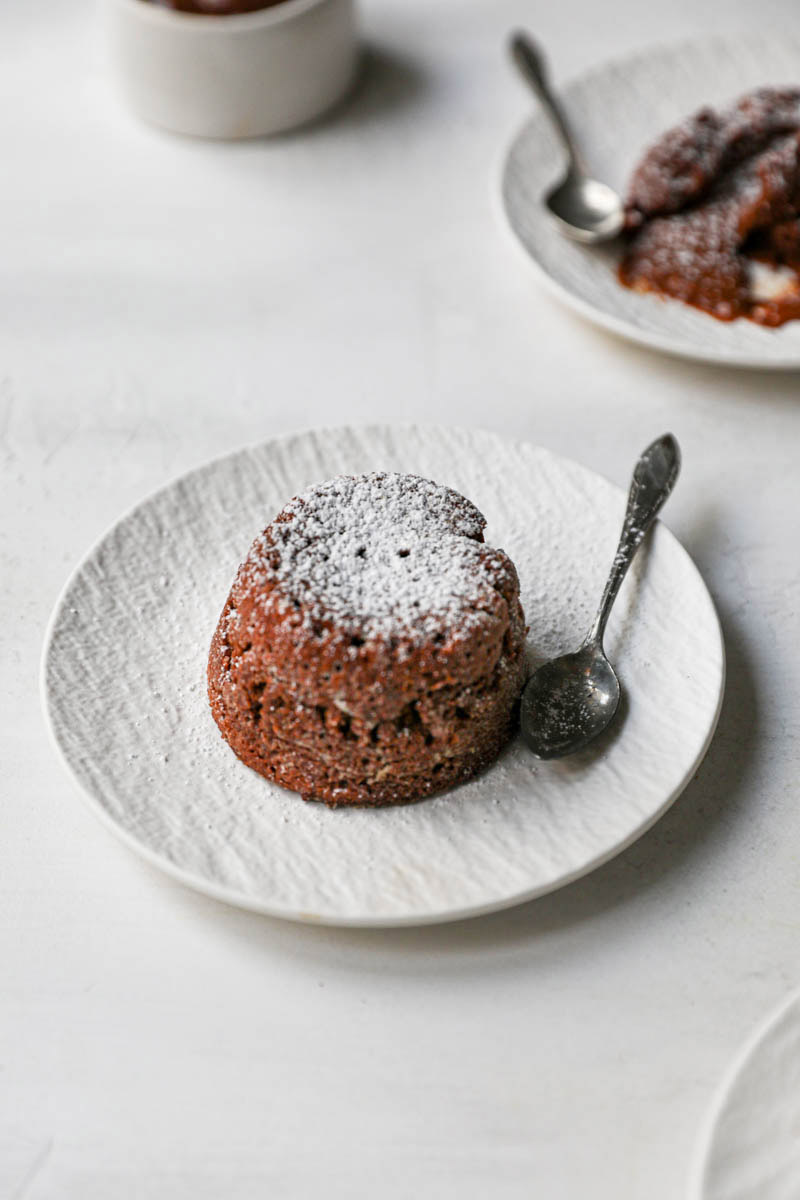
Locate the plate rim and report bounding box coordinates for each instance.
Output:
[41,422,727,927]
[687,984,800,1200]
[497,31,800,371]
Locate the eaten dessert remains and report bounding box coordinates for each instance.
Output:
[208,473,527,807]
[144,1,288,13]
[620,88,800,326]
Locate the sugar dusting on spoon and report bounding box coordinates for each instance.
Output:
[521,435,681,759]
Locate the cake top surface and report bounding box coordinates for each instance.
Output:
[245,472,508,644]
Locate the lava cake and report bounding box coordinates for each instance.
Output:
[620,88,800,325]
[207,472,527,807]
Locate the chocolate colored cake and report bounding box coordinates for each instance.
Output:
[208,472,527,807]
[620,88,800,326]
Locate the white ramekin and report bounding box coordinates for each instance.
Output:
[103,0,358,138]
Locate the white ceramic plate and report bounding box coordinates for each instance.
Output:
[42,426,724,926]
[501,33,800,369]
[690,987,800,1200]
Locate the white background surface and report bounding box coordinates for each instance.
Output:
[2,1,799,1197]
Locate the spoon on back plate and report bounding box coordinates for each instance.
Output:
[520,435,681,759]
[509,32,625,244]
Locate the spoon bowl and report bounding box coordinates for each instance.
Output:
[545,174,625,244]
[521,644,620,759]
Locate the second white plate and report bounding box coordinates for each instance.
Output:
[501,33,800,369]
[691,987,800,1200]
[43,425,724,926]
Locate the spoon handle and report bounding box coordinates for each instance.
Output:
[509,32,584,174]
[588,434,681,647]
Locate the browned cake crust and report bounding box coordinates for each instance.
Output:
[207,472,527,807]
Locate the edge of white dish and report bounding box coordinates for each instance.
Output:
[687,985,800,1200]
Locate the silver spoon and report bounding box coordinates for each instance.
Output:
[509,32,624,244]
[521,434,681,759]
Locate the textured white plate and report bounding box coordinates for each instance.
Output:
[501,33,800,369]
[690,987,800,1200]
[42,426,725,926]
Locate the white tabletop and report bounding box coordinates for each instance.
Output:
[4,2,800,1197]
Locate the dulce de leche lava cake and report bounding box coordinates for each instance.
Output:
[208,473,527,807]
[620,88,800,325]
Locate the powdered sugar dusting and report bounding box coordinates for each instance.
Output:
[621,88,800,324]
[249,472,504,644]
[625,88,800,224]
